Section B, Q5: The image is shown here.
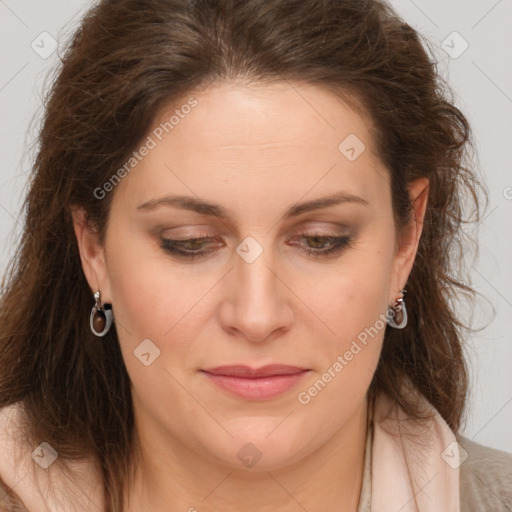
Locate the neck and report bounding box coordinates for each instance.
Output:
[124,396,369,512]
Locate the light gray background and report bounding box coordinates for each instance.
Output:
[1,1,511,452]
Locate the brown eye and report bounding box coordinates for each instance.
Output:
[160,236,221,260]
[289,233,352,259]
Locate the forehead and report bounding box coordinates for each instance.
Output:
[111,80,388,216]
[157,80,374,153]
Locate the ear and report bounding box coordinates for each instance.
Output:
[388,177,429,304]
[71,206,112,304]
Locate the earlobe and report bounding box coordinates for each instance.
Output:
[71,206,111,301]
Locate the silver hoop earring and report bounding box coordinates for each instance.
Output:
[90,291,113,337]
[386,289,408,329]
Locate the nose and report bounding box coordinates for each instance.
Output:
[218,239,294,343]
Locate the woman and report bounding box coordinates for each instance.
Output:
[0,0,510,511]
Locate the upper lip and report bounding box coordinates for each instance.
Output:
[202,364,308,378]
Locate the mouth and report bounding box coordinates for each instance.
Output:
[200,364,310,400]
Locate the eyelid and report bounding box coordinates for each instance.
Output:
[159,226,214,238]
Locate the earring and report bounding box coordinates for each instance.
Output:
[386,288,407,329]
[90,291,113,337]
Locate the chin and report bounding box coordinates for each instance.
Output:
[203,422,314,472]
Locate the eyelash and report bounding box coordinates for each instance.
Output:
[159,232,352,261]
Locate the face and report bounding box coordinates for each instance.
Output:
[74,80,428,471]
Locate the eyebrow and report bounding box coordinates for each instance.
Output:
[136,191,369,219]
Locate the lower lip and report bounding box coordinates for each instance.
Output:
[202,371,309,400]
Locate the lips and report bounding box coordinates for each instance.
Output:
[200,364,310,400]
[202,364,307,378]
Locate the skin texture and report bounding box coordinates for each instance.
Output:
[73,80,429,512]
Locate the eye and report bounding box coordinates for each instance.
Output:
[159,232,352,261]
[289,232,352,259]
[160,236,220,261]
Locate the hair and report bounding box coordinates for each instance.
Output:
[0,0,486,510]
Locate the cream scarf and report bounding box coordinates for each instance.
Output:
[368,378,461,512]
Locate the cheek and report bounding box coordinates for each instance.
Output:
[307,237,394,346]
[105,221,190,330]
[104,228,212,377]
[297,236,394,415]
[295,252,391,432]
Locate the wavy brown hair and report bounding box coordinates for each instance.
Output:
[0,0,486,510]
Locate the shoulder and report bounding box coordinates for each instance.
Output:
[0,403,104,512]
[456,433,512,511]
